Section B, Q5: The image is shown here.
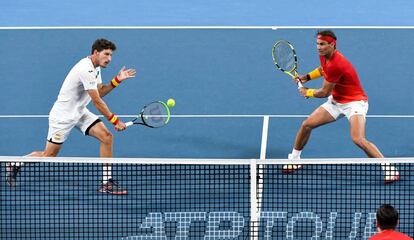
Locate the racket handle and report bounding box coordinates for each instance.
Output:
[125,121,133,127]
[297,81,304,89]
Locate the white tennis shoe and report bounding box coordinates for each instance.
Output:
[282,154,302,174]
[382,164,400,184]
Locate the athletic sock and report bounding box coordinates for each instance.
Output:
[291,149,302,159]
[102,164,112,184]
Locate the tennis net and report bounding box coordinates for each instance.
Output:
[0,157,413,239]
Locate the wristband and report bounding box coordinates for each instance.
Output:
[110,76,121,88]
[307,68,322,80]
[108,114,119,125]
[305,89,316,98]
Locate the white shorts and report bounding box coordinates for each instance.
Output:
[47,110,101,144]
[321,96,369,120]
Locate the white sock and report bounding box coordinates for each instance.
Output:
[102,164,112,184]
[380,163,396,173]
[291,149,302,159]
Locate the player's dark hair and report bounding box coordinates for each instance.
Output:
[376,204,399,230]
[91,38,116,54]
[316,29,337,40]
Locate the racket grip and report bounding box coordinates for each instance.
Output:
[125,121,133,127]
[297,81,304,89]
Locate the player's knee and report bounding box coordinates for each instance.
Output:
[351,136,366,147]
[101,130,113,145]
[42,151,58,157]
[301,119,316,130]
[30,151,44,157]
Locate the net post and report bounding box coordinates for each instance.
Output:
[250,158,259,239]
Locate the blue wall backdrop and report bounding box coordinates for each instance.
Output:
[1,0,414,26]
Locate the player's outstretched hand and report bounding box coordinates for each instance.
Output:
[117,66,136,82]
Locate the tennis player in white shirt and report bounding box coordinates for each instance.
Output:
[6,38,136,195]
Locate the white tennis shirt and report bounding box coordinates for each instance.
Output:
[49,57,102,121]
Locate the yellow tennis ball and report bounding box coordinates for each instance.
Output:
[167,98,175,107]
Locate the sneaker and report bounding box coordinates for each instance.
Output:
[98,179,128,195]
[6,163,21,187]
[382,164,400,184]
[384,171,400,184]
[282,154,302,174]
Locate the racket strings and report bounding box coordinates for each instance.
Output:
[274,43,296,72]
[142,103,169,128]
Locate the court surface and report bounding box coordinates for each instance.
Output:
[1,28,414,239]
[1,28,413,158]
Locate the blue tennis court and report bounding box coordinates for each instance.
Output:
[1,28,414,239]
[1,29,414,157]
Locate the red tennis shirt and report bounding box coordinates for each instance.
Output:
[320,51,368,103]
[369,229,413,240]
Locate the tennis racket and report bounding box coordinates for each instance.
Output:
[125,101,171,128]
[272,40,304,88]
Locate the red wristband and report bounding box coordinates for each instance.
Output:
[110,76,121,88]
[108,114,119,125]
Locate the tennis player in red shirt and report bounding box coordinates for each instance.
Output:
[284,30,399,183]
[369,204,412,240]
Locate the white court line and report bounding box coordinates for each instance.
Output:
[2,26,414,30]
[260,116,270,160]
[1,156,414,164]
[1,114,414,118]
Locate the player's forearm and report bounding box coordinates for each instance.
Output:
[312,88,331,98]
[92,97,123,127]
[304,87,332,98]
[98,76,122,97]
[98,83,115,97]
[92,98,113,119]
[304,79,334,98]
